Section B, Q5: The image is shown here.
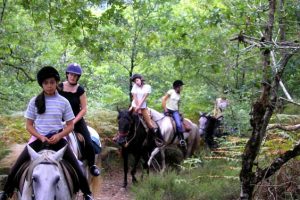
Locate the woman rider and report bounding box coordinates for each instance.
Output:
[0,66,93,200]
[162,80,186,147]
[58,63,100,176]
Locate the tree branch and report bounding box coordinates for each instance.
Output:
[0,0,7,24]
[267,124,300,131]
[2,62,34,81]
[253,143,300,184]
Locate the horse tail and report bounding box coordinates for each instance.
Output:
[89,154,102,195]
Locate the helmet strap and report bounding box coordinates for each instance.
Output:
[67,80,78,86]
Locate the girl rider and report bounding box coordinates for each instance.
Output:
[58,63,100,176]
[162,80,186,147]
[0,66,93,200]
[131,74,157,135]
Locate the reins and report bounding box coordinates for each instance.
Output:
[124,115,140,147]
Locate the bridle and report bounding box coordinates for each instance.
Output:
[29,159,60,200]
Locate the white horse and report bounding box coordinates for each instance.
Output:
[147,108,200,172]
[20,145,74,200]
[66,126,102,193]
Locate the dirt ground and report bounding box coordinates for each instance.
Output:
[94,167,133,200]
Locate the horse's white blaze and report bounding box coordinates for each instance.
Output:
[32,164,61,200]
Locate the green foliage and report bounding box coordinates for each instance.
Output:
[132,158,240,200]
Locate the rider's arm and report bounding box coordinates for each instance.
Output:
[162,94,170,112]
[48,120,74,144]
[73,92,87,124]
[132,93,139,108]
[26,119,48,142]
[137,93,149,108]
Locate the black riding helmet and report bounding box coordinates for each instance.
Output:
[130,73,145,82]
[37,66,60,87]
[173,80,184,88]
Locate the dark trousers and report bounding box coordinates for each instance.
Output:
[3,139,91,197]
[75,118,95,167]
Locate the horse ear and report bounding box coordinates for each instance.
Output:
[27,145,41,161]
[51,145,67,161]
[117,106,120,113]
[199,111,203,116]
[128,107,134,115]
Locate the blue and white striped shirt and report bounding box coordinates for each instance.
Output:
[24,91,75,136]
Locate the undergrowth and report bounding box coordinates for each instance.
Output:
[131,158,241,200]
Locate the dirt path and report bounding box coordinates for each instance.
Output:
[95,168,133,200]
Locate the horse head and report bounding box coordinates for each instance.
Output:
[199,112,210,136]
[117,109,134,139]
[24,145,71,200]
[199,112,219,149]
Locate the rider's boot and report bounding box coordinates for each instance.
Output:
[178,132,187,147]
[90,165,100,176]
[150,128,164,146]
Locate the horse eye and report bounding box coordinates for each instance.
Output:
[55,177,60,184]
[32,176,37,182]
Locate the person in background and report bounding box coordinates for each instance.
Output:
[162,80,186,147]
[130,74,157,135]
[213,93,229,119]
[213,91,229,137]
[0,66,93,200]
[58,63,100,176]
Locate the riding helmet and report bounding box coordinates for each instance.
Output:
[173,80,184,88]
[37,66,60,87]
[66,63,82,76]
[130,73,144,82]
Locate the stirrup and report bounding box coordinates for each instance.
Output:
[155,137,164,147]
[179,139,186,147]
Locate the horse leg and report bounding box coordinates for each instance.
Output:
[131,154,141,184]
[147,147,160,167]
[160,149,166,173]
[122,148,128,188]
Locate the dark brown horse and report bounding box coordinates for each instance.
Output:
[116,109,155,188]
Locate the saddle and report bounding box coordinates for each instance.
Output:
[168,117,192,133]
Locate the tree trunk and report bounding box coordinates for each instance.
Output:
[240,1,276,199]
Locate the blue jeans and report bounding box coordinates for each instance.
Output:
[167,109,184,133]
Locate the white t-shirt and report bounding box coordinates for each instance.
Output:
[166,89,180,111]
[131,84,151,108]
